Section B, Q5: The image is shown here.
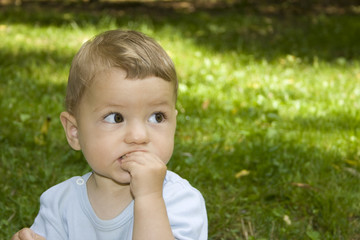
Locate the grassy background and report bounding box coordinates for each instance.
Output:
[1,2,360,239]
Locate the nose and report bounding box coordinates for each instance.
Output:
[124,121,149,145]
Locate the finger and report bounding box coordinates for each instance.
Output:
[122,157,167,177]
[120,159,141,173]
[122,151,147,161]
[123,152,164,165]
[121,152,152,166]
[121,158,162,173]
[15,228,34,240]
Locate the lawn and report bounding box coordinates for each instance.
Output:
[0,2,360,239]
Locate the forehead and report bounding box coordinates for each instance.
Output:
[83,68,176,107]
[91,67,176,94]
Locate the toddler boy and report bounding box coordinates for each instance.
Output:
[12,29,207,240]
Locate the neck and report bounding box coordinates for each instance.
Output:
[89,172,131,196]
[87,172,133,220]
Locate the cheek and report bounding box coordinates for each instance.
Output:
[78,123,110,150]
[78,131,112,165]
[164,143,174,164]
[81,143,104,169]
[158,132,175,164]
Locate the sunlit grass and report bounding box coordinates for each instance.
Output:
[1,4,360,239]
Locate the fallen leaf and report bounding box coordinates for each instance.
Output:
[291,182,319,191]
[0,24,7,31]
[291,182,311,188]
[34,116,52,146]
[202,99,210,110]
[40,116,51,135]
[283,215,291,225]
[235,169,250,178]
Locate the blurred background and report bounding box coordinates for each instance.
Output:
[0,0,359,239]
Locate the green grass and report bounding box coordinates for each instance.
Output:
[1,3,360,239]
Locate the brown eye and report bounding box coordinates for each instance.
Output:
[104,113,124,123]
[114,113,124,123]
[149,112,166,123]
[155,113,164,122]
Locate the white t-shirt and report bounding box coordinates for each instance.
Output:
[31,171,208,240]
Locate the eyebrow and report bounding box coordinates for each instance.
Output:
[92,100,174,113]
[92,103,126,113]
[149,100,173,106]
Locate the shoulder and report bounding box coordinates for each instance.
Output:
[163,170,203,199]
[163,171,208,239]
[39,173,90,207]
[163,170,206,211]
[31,173,91,238]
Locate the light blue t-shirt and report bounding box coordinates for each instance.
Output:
[31,171,208,240]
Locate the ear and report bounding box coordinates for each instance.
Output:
[60,112,81,151]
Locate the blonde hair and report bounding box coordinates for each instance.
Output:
[66,29,178,115]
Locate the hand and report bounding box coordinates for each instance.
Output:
[120,152,173,240]
[120,151,167,199]
[11,228,45,240]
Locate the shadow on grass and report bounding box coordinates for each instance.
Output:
[1,5,360,239]
[171,96,360,238]
[0,2,359,62]
[2,69,358,237]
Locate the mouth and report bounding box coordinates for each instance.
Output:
[119,150,147,160]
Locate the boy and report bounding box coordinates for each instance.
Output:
[12,29,207,240]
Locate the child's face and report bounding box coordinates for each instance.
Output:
[74,68,177,184]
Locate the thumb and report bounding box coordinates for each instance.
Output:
[120,159,137,173]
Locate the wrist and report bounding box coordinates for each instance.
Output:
[134,191,163,203]
[133,192,173,240]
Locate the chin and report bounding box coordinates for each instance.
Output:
[112,172,132,185]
